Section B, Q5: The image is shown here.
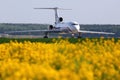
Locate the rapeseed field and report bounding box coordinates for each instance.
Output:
[0,38,120,80]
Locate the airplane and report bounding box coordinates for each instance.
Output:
[6,7,115,38]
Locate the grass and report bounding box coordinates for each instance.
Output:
[0,37,119,44]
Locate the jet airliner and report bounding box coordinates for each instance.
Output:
[6,7,115,38]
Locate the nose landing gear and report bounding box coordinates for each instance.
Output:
[71,33,82,38]
[71,34,75,38]
[77,32,82,38]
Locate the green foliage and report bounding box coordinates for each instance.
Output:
[0,23,48,32]
[0,38,119,44]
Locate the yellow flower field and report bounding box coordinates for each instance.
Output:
[0,38,120,80]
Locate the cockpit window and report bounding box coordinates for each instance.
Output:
[72,23,78,25]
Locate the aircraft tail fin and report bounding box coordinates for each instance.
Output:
[34,7,71,24]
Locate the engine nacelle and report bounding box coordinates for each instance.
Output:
[49,25,54,30]
[59,17,63,22]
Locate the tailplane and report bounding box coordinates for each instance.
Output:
[34,7,71,24]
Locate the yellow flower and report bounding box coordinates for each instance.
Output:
[0,38,120,80]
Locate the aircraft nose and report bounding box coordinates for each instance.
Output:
[75,25,80,31]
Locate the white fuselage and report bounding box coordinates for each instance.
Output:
[55,21,80,33]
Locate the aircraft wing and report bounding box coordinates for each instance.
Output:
[5,29,62,34]
[79,30,115,34]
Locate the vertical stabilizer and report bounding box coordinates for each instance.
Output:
[34,7,71,24]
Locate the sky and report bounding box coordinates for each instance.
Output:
[0,0,120,24]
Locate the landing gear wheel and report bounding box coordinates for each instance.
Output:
[43,32,49,38]
[77,36,82,38]
[43,36,48,38]
[78,33,82,38]
[71,34,75,38]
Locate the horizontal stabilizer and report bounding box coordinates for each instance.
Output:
[34,7,72,10]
